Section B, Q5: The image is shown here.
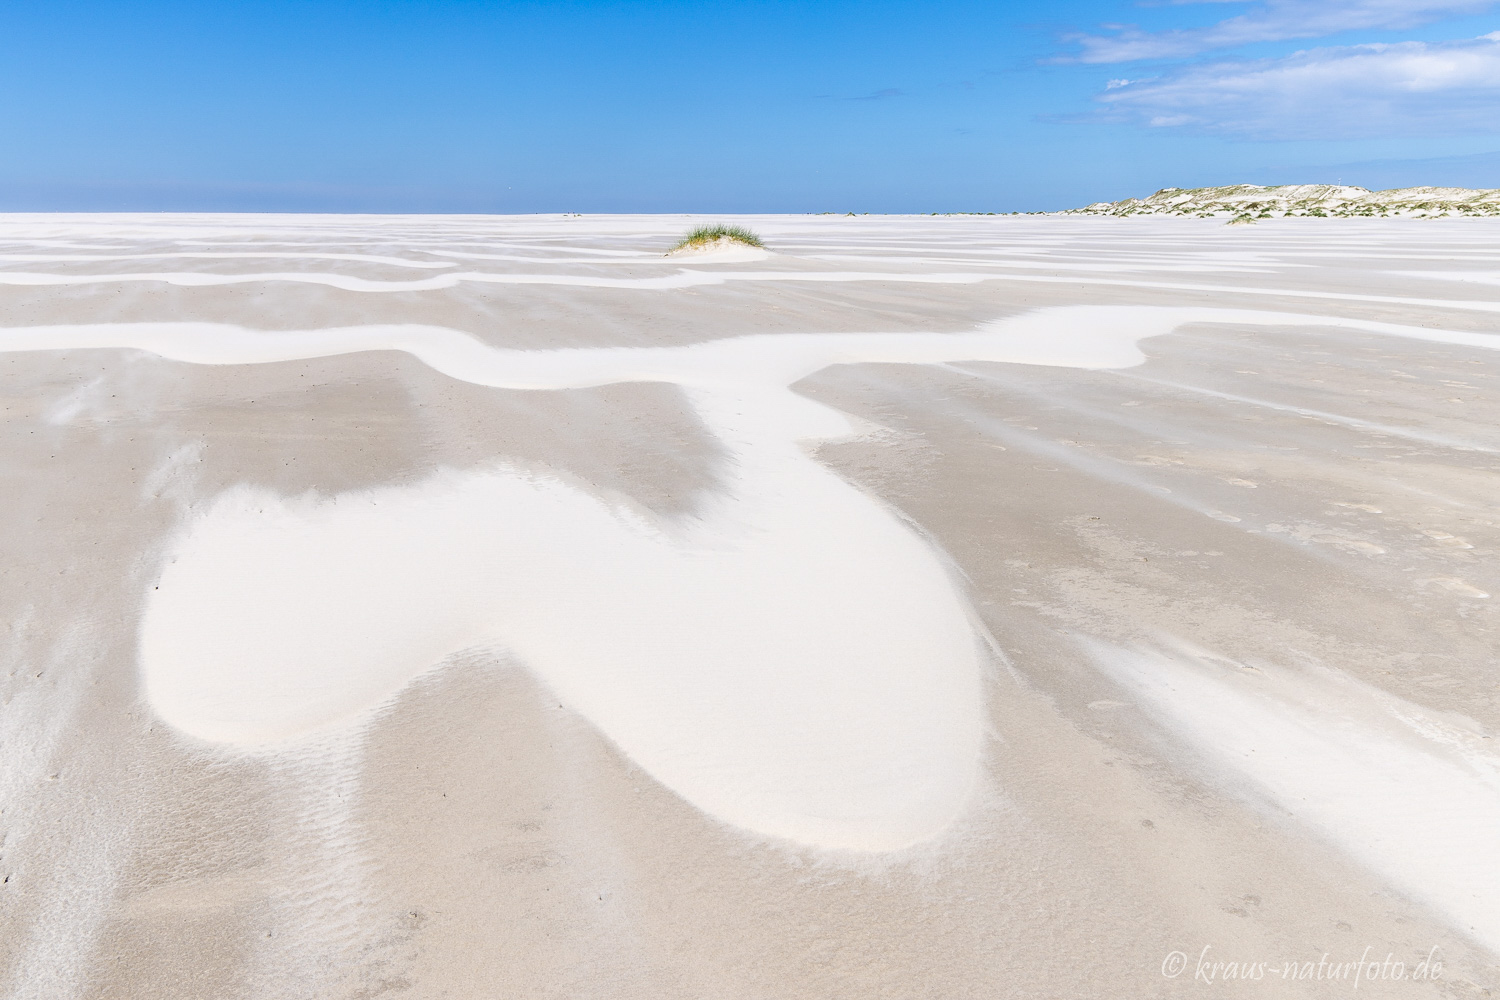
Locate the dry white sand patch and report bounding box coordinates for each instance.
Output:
[139,404,985,851]
[1088,638,1500,952]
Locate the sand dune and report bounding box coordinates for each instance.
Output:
[1070,183,1500,218]
[1,214,1497,998]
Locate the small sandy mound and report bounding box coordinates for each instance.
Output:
[665,236,772,261]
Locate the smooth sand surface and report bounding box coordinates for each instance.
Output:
[1,213,1498,997]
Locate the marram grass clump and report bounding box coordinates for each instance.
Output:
[670,224,764,251]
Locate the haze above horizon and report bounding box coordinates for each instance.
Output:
[4,0,1500,214]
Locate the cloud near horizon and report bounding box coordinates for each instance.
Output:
[1070,0,1496,63]
[1097,33,1500,138]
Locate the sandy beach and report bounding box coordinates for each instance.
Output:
[2,213,1497,997]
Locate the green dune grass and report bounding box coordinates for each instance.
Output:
[670,224,764,251]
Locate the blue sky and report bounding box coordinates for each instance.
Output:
[2,0,1499,212]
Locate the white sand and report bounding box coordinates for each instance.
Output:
[2,214,1498,997]
[1090,639,1500,952]
[139,391,985,851]
[1,306,1487,851]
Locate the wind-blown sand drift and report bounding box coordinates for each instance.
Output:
[2,214,1498,998]
[0,307,1486,852]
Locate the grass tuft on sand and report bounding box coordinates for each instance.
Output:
[671,224,764,251]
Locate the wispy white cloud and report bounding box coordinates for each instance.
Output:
[1071,0,1496,63]
[1097,34,1500,137]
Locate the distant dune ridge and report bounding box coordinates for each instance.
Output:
[1067,183,1500,218]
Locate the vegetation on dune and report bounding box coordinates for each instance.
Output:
[671,224,765,251]
[1063,183,1500,219]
